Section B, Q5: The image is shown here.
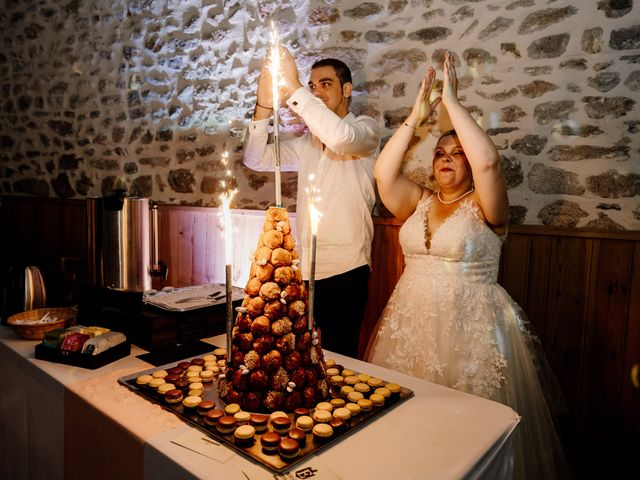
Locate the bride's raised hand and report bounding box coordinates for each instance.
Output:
[408,66,440,128]
[441,51,459,107]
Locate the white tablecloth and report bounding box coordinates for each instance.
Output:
[0,329,519,480]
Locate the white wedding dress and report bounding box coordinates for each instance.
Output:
[367,193,572,479]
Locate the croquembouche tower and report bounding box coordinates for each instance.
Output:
[217,207,329,412]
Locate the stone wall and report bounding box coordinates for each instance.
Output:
[0,0,638,229]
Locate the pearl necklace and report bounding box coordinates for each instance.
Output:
[437,187,474,205]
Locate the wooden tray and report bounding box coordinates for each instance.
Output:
[118,349,413,473]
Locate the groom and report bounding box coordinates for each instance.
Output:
[243,47,381,358]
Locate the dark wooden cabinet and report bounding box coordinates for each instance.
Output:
[1,195,638,477]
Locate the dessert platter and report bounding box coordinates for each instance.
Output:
[119,207,413,472]
[118,348,413,472]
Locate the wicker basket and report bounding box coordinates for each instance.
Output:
[7,307,77,340]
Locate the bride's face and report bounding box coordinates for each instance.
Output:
[432,134,472,189]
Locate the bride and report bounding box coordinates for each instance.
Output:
[366,52,572,479]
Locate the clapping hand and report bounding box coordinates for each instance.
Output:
[441,51,459,107]
[409,66,441,128]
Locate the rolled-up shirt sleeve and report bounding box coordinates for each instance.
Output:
[286,88,381,156]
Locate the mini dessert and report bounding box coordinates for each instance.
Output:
[187,365,203,373]
[312,409,332,424]
[167,367,183,376]
[197,400,216,416]
[332,407,351,422]
[370,393,385,407]
[260,431,281,454]
[367,377,384,388]
[374,387,391,399]
[213,347,227,360]
[357,398,373,412]
[330,398,346,409]
[149,378,166,390]
[152,370,168,379]
[315,401,333,412]
[271,415,292,435]
[386,383,401,397]
[293,407,310,419]
[200,370,214,383]
[164,389,183,404]
[204,409,225,426]
[329,418,346,432]
[295,415,314,433]
[203,354,216,363]
[347,391,364,403]
[312,423,334,443]
[325,368,340,377]
[269,411,288,422]
[325,359,336,367]
[174,379,189,391]
[178,361,191,370]
[185,371,201,382]
[165,374,181,384]
[330,375,344,387]
[288,427,307,448]
[157,383,176,395]
[278,438,300,460]
[340,386,354,397]
[354,383,370,395]
[250,414,269,433]
[357,373,371,383]
[344,375,359,386]
[224,403,241,416]
[183,395,202,409]
[341,369,355,377]
[234,425,256,447]
[188,383,204,397]
[345,402,361,417]
[136,374,153,386]
[234,411,251,426]
[191,358,206,367]
[216,415,237,435]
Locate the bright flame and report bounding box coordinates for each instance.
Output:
[306,173,322,235]
[270,21,280,112]
[218,150,237,266]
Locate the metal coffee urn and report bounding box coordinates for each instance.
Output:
[98,190,167,292]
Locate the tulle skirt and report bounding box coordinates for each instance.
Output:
[366,255,573,479]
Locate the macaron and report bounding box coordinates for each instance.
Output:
[357,398,373,412]
[269,410,288,422]
[354,383,371,395]
[203,354,216,363]
[191,358,205,367]
[367,377,384,388]
[288,427,307,448]
[182,395,202,409]
[340,385,354,396]
[165,374,181,384]
[200,370,214,383]
[312,409,332,424]
[177,361,191,370]
[136,374,153,386]
[315,401,333,412]
[325,367,340,377]
[341,369,355,377]
[332,407,351,421]
[278,438,300,460]
[213,347,227,360]
[149,377,166,389]
[224,403,241,415]
[187,365,203,373]
[157,383,176,395]
[152,370,168,379]
[324,358,336,367]
[272,415,292,435]
[312,423,334,443]
[174,379,189,391]
[250,414,269,433]
[347,391,364,403]
[216,415,237,435]
[293,408,310,419]
[386,383,401,396]
[295,415,314,433]
[344,375,359,386]
[329,418,346,432]
[330,398,346,409]
[164,389,183,404]
[374,387,391,399]
[330,375,344,387]
[167,366,183,376]
[204,408,225,427]
[370,393,385,407]
[234,411,251,426]
[234,425,256,447]
[197,400,216,416]
[260,431,281,454]
[345,402,361,416]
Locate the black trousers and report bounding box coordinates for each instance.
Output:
[312,265,370,359]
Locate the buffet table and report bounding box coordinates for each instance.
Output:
[0,327,519,479]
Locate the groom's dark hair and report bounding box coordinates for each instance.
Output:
[311,58,352,86]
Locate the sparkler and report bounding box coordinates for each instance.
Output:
[306,174,322,331]
[270,20,282,207]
